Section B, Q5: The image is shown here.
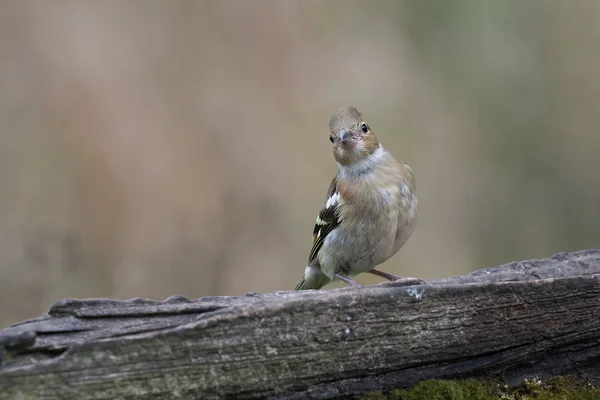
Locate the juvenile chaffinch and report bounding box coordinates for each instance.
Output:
[295,106,420,290]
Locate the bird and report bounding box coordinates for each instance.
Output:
[295,106,420,290]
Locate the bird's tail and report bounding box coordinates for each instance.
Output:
[294,267,329,290]
[294,279,308,290]
[295,278,327,290]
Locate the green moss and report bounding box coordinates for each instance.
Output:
[358,379,496,400]
[395,379,496,400]
[512,376,600,400]
[357,376,600,400]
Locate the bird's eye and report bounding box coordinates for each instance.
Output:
[329,134,334,143]
[361,123,368,133]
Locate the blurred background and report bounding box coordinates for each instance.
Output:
[1,0,599,328]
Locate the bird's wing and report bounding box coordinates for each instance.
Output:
[308,176,341,263]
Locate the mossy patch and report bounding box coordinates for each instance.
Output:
[357,376,600,400]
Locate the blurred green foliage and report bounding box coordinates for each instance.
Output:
[0,0,599,327]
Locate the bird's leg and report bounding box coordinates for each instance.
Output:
[368,269,426,285]
[368,268,401,280]
[334,273,362,288]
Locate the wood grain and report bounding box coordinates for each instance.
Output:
[1,249,599,399]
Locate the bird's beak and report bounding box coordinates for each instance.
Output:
[339,129,353,144]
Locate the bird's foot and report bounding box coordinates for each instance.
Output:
[368,269,426,286]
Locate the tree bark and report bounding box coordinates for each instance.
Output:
[1,249,599,399]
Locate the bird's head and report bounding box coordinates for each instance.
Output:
[328,106,379,166]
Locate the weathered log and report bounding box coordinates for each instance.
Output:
[1,249,599,399]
